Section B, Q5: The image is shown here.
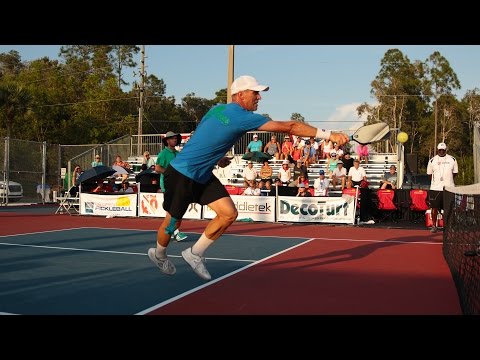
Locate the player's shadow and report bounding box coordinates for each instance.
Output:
[257,237,413,270]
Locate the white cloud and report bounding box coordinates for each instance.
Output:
[326,102,379,131]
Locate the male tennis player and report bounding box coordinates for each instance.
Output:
[148,75,349,280]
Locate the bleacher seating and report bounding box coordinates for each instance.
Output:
[215,153,398,197]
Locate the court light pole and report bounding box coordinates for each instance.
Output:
[227,45,234,103]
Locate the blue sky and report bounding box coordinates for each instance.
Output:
[1,45,479,130]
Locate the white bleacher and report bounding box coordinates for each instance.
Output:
[215,153,398,196]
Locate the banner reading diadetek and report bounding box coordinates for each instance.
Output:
[277,195,355,224]
[80,193,138,217]
[203,195,275,222]
[138,192,202,219]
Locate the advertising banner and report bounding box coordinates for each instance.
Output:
[277,195,355,224]
[203,195,275,222]
[80,193,137,217]
[138,192,202,219]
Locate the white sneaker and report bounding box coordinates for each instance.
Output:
[148,248,176,275]
[181,247,211,280]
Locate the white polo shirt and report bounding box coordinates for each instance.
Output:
[348,166,367,182]
[427,154,458,191]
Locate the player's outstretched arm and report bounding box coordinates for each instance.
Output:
[258,120,349,147]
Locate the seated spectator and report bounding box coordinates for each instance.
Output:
[243,180,257,196]
[142,151,156,169]
[380,165,398,189]
[260,180,276,196]
[357,144,369,164]
[331,143,344,159]
[112,155,131,182]
[120,181,134,194]
[348,159,367,188]
[342,152,354,174]
[91,155,103,167]
[293,159,308,180]
[260,160,273,182]
[92,179,106,193]
[242,160,258,187]
[289,174,309,188]
[278,160,291,185]
[246,134,263,153]
[104,177,119,192]
[313,170,330,196]
[264,135,280,160]
[331,160,347,190]
[280,136,293,160]
[296,183,311,197]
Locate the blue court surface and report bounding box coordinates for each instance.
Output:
[0,228,307,315]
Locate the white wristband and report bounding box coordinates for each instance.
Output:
[315,128,331,140]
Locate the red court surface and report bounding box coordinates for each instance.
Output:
[0,206,462,315]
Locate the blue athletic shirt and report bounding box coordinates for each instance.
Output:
[170,103,270,184]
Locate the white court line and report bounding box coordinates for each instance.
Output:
[0,312,19,315]
[0,241,255,262]
[135,238,316,315]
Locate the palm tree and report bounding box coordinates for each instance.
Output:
[0,82,31,138]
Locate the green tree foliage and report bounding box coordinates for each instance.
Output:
[291,112,305,123]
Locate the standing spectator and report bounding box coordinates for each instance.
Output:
[155,131,188,242]
[427,142,458,233]
[142,151,156,169]
[264,135,280,160]
[72,165,83,188]
[246,134,263,153]
[91,155,103,167]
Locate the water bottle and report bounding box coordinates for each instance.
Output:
[356,215,360,225]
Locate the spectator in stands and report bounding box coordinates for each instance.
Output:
[280,135,293,160]
[322,139,334,159]
[296,183,311,197]
[348,159,367,188]
[260,180,275,196]
[246,134,263,153]
[289,174,309,188]
[148,74,349,280]
[302,140,316,168]
[313,170,330,196]
[357,143,369,164]
[342,151,354,174]
[293,159,308,180]
[242,160,258,187]
[332,143,344,159]
[105,177,119,192]
[327,152,338,178]
[291,143,302,162]
[91,155,103,167]
[120,181,134,193]
[260,160,273,183]
[155,131,187,242]
[242,180,257,196]
[92,179,106,193]
[380,165,398,189]
[331,160,347,190]
[264,135,280,160]
[278,160,291,185]
[142,151,156,169]
[112,155,131,182]
[72,165,83,188]
[427,142,458,233]
[273,178,282,187]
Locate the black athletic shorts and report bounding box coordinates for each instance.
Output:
[163,165,230,219]
[428,190,443,209]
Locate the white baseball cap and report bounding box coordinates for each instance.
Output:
[437,142,447,150]
[231,75,269,95]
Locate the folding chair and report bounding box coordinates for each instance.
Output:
[409,189,429,223]
[377,189,397,222]
[55,186,80,215]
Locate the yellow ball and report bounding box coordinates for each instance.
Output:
[397,132,408,143]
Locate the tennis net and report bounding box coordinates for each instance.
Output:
[443,184,480,315]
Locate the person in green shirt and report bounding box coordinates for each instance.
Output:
[155,131,188,242]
